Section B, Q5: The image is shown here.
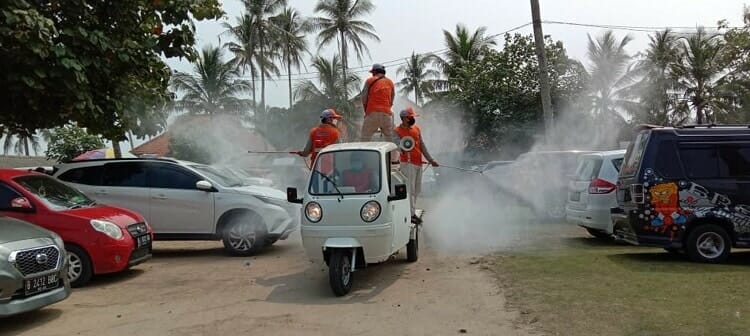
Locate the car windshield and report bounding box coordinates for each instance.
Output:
[621,132,650,176]
[190,165,244,187]
[309,150,381,195]
[14,175,95,211]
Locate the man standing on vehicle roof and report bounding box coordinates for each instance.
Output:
[296,109,342,171]
[393,107,438,224]
[360,63,395,141]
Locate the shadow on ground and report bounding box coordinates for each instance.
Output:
[607,250,750,273]
[0,308,63,336]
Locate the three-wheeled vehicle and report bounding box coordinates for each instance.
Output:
[287,142,420,296]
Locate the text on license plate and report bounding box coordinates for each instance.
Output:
[137,235,151,247]
[25,273,58,296]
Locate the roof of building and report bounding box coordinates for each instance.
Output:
[131,132,170,157]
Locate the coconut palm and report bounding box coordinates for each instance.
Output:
[3,130,41,156]
[396,52,441,106]
[672,27,730,124]
[313,0,379,84]
[586,31,639,120]
[243,0,285,112]
[171,46,252,116]
[437,24,497,79]
[271,7,312,111]
[222,14,260,109]
[631,29,686,125]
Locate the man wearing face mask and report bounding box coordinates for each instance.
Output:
[393,107,438,224]
[296,108,342,171]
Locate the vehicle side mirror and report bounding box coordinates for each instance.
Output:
[9,197,35,213]
[287,188,303,204]
[196,180,215,192]
[388,184,407,201]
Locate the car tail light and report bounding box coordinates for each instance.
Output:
[630,184,645,204]
[588,178,617,194]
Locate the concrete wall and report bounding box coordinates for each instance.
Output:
[0,156,55,168]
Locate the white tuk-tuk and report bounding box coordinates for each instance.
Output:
[286,142,420,296]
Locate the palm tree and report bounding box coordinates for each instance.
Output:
[3,130,41,156]
[586,31,638,120]
[223,14,260,109]
[672,27,729,124]
[396,52,441,106]
[295,55,361,135]
[171,46,252,115]
[437,24,497,79]
[271,7,312,111]
[313,0,379,86]
[631,29,686,125]
[243,0,285,112]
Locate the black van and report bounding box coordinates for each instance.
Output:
[611,125,750,263]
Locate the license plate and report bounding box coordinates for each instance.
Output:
[24,273,58,296]
[570,192,580,201]
[137,234,151,248]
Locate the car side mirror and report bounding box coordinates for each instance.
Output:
[196,180,215,192]
[9,197,35,213]
[388,184,407,201]
[287,188,303,204]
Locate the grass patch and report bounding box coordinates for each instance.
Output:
[491,235,750,336]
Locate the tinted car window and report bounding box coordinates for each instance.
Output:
[611,158,624,172]
[103,162,147,187]
[654,141,682,178]
[622,131,650,176]
[147,163,200,189]
[679,146,718,179]
[0,183,22,209]
[58,165,104,185]
[717,144,750,178]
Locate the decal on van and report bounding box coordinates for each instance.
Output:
[637,168,750,238]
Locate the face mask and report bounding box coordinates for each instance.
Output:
[407,117,416,126]
[332,119,339,127]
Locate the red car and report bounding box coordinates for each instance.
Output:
[0,169,152,287]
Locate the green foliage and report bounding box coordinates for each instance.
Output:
[45,124,105,162]
[167,133,213,164]
[0,0,223,141]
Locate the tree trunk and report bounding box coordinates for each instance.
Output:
[530,0,555,139]
[23,137,29,156]
[128,131,135,151]
[112,140,122,158]
[414,81,419,106]
[340,30,348,96]
[288,58,293,111]
[259,32,266,115]
[250,66,257,111]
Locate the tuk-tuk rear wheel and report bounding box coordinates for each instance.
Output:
[329,249,353,296]
[407,231,419,262]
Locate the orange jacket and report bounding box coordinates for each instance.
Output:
[362,75,395,115]
[302,124,340,172]
[394,124,432,166]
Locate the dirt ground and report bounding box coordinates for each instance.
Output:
[1,233,535,336]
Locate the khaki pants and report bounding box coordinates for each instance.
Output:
[360,112,394,141]
[401,163,423,216]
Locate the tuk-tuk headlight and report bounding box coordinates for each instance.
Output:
[360,201,381,222]
[305,202,322,222]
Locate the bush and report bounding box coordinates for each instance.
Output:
[45,124,105,162]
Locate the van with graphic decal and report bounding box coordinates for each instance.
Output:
[611,125,750,263]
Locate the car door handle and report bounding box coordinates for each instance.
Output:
[152,195,168,200]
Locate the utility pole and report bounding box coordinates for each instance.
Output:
[530,0,554,139]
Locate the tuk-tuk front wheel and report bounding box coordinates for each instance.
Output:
[329,249,353,296]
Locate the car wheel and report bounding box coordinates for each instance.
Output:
[328,249,353,296]
[65,245,93,288]
[685,224,731,263]
[586,228,613,240]
[222,215,266,256]
[407,229,419,262]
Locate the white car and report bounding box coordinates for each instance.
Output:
[52,158,298,255]
[566,150,626,238]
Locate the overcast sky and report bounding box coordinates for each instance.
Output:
[166,0,748,108]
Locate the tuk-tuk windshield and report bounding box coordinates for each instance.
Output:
[309,150,381,195]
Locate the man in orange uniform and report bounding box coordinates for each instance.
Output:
[360,63,395,141]
[297,109,342,170]
[392,107,438,224]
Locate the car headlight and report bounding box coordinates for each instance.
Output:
[50,232,65,249]
[90,219,124,240]
[305,202,322,223]
[360,201,381,222]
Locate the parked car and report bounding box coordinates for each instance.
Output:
[612,125,750,263]
[510,150,595,219]
[0,216,71,317]
[216,166,276,188]
[0,169,152,287]
[566,150,626,238]
[53,158,298,256]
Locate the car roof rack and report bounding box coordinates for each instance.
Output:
[678,124,750,129]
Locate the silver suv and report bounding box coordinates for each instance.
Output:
[53,158,298,256]
[0,216,71,317]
